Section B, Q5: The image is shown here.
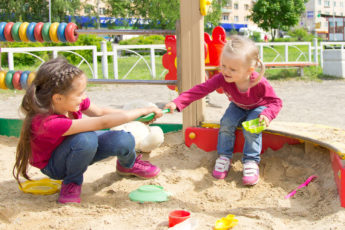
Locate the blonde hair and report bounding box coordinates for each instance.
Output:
[222,35,265,86]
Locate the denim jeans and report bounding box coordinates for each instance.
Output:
[41,130,136,185]
[217,103,266,164]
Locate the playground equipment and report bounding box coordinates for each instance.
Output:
[0,0,344,210]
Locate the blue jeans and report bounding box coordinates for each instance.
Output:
[41,130,136,185]
[217,103,266,163]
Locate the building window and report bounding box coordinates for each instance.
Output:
[244,4,249,10]
[244,16,249,21]
[223,15,229,21]
[318,0,322,4]
[226,0,232,7]
[341,2,344,7]
[333,1,336,7]
[234,3,238,9]
[324,0,330,7]
[234,16,239,22]
[99,7,106,15]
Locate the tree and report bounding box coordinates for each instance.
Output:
[0,0,81,23]
[250,0,307,41]
[106,0,226,30]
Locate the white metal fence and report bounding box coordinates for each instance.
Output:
[2,39,345,79]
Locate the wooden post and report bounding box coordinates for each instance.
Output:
[179,0,205,131]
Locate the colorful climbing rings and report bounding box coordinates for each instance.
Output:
[19,22,30,42]
[11,22,22,42]
[4,22,14,42]
[20,71,30,89]
[65,22,78,42]
[5,70,15,89]
[0,71,7,89]
[42,22,52,42]
[57,22,67,42]
[12,71,23,90]
[0,22,6,42]
[49,22,60,43]
[27,72,36,87]
[34,22,44,43]
[26,22,36,42]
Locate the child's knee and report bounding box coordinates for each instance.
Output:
[115,131,135,153]
[72,132,98,153]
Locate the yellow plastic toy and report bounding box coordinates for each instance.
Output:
[214,214,238,230]
[19,178,62,195]
[200,0,212,16]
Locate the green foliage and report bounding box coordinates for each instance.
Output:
[287,28,316,41]
[250,32,262,42]
[106,0,226,31]
[250,0,307,40]
[119,35,165,45]
[0,0,81,22]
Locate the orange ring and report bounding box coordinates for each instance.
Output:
[27,71,36,87]
[49,22,60,43]
[19,22,30,42]
[0,71,7,89]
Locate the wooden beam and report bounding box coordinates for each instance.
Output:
[179,0,205,131]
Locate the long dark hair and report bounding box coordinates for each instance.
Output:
[13,57,84,185]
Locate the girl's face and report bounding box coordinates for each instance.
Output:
[220,53,252,83]
[53,74,87,115]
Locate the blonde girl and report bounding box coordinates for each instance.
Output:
[165,35,282,186]
[13,57,163,204]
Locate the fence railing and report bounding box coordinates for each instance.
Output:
[3,39,345,80]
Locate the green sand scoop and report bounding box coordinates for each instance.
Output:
[242,118,266,134]
[135,108,171,122]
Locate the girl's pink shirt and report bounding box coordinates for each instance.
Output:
[30,97,90,169]
[173,72,282,121]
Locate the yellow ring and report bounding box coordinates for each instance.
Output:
[49,22,60,43]
[0,70,7,89]
[27,72,36,86]
[19,22,30,42]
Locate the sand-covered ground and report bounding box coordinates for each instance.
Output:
[0,79,345,229]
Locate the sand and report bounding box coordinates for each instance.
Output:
[0,79,345,229]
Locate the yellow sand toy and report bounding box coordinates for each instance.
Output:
[19,178,62,195]
[214,214,238,230]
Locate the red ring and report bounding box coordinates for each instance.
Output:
[65,23,78,42]
[34,22,44,43]
[12,71,22,90]
[4,22,14,42]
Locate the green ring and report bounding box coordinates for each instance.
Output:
[5,70,15,89]
[11,22,22,42]
[42,23,51,42]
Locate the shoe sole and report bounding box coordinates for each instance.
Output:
[116,170,160,179]
[243,177,260,186]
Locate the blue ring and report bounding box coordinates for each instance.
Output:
[57,22,67,42]
[0,22,7,41]
[26,22,36,42]
[20,71,30,89]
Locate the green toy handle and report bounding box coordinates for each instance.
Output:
[135,108,171,122]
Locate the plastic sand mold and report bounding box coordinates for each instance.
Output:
[285,175,317,199]
[19,178,62,195]
[242,118,266,134]
[129,185,171,203]
[136,109,170,122]
[214,214,238,230]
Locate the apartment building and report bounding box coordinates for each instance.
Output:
[220,0,268,38]
[301,0,345,40]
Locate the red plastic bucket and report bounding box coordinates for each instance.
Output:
[168,210,191,227]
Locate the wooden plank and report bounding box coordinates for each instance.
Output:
[179,0,205,131]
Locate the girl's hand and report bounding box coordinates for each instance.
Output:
[259,114,270,127]
[164,102,177,113]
